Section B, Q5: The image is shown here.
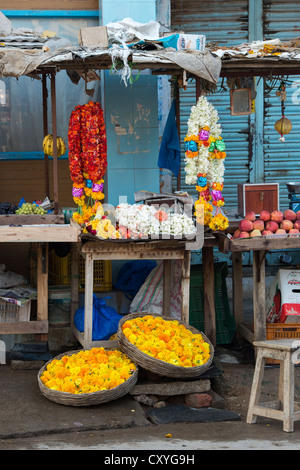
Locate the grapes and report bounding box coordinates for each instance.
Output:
[15,203,46,215]
[0,201,18,214]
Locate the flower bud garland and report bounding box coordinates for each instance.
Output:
[68,101,107,227]
[184,96,229,231]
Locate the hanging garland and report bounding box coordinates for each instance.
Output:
[184,95,229,231]
[68,101,107,226]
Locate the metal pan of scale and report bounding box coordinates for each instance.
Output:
[286,183,300,194]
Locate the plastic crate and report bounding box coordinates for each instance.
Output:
[189,262,236,345]
[266,323,300,364]
[49,252,112,292]
[0,299,31,322]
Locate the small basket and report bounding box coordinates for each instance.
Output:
[37,349,138,406]
[117,313,214,378]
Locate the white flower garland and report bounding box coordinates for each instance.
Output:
[184,95,229,231]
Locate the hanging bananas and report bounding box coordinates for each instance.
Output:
[43,134,66,158]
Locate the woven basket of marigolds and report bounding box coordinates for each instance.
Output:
[117,313,214,378]
[37,347,138,406]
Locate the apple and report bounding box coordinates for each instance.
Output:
[296,211,300,220]
[262,230,273,236]
[250,229,261,237]
[289,228,299,234]
[275,228,286,234]
[233,229,240,239]
[245,211,256,222]
[238,231,250,238]
[260,210,271,222]
[239,219,253,232]
[294,220,300,230]
[253,219,264,231]
[271,211,284,223]
[284,209,296,221]
[265,220,279,232]
[280,220,294,231]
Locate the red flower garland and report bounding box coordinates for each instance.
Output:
[68,105,83,183]
[68,101,107,184]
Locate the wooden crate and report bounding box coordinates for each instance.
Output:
[0,299,31,322]
[238,183,279,217]
[266,323,300,364]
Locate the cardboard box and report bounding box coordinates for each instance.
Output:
[266,269,300,323]
[78,26,108,48]
[162,33,206,52]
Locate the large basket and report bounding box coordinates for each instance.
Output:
[117,313,214,379]
[37,349,138,406]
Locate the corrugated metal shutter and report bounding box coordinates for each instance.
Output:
[171,0,250,214]
[263,0,300,209]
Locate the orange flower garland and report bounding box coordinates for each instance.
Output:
[68,101,107,227]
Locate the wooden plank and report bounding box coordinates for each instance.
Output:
[0,320,48,334]
[70,243,79,326]
[253,250,266,342]
[202,246,216,346]
[0,224,80,242]
[81,239,186,253]
[37,242,48,342]
[181,251,191,324]
[232,251,243,339]
[229,236,300,252]
[83,253,94,349]
[0,214,64,226]
[88,251,185,260]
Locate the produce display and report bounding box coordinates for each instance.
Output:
[121,315,211,367]
[40,347,136,394]
[15,203,46,215]
[43,134,66,158]
[234,209,300,238]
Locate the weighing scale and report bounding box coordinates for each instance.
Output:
[286,182,300,212]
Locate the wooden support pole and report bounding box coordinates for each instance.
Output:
[202,246,216,346]
[42,74,50,199]
[253,250,266,342]
[232,251,244,340]
[51,73,59,213]
[36,242,48,341]
[181,250,191,325]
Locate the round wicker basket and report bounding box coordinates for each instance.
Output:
[37,348,138,406]
[117,313,214,379]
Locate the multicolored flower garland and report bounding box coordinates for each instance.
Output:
[68,101,107,226]
[184,96,229,231]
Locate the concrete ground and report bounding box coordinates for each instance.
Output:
[1,344,300,451]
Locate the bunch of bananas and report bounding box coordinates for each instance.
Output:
[43,134,66,157]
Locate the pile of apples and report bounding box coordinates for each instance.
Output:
[234,209,300,239]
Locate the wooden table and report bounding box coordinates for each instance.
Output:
[216,233,300,344]
[71,232,219,349]
[0,218,81,337]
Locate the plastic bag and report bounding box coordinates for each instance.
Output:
[74,295,122,341]
[114,260,156,300]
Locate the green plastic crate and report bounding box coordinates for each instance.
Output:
[189,262,236,344]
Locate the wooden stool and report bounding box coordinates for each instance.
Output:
[246,339,300,432]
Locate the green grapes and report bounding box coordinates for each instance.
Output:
[15,203,46,215]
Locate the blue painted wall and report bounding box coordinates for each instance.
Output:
[102,0,159,207]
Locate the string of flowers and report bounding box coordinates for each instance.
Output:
[68,101,107,227]
[184,95,229,231]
